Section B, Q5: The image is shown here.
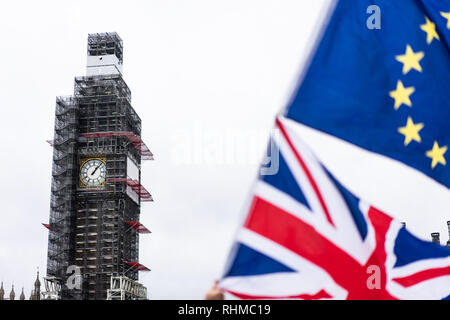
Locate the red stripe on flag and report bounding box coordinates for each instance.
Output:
[244,196,397,299]
[393,266,450,287]
[244,196,360,290]
[225,288,332,300]
[275,118,335,227]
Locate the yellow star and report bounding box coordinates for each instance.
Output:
[398,117,424,146]
[395,45,424,74]
[389,80,415,110]
[426,141,447,169]
[420,16,440,44]
[441,11,450,29]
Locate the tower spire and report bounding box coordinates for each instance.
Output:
[9,284,15,300]
[35,267,41,286]
[447,221,450,247]
[32,267,41,300]
[0,281,4,300]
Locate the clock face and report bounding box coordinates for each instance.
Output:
[80,158,106,187]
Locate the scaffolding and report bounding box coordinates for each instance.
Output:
[83,131,153,160]
[46,32,152,300]
[108,178,153,201]
[88,32,123,62]
[124,261,151,271]
[47,96,79,299]
[42,277,62,300]
[106,276,147,300]
[125,221,151,234]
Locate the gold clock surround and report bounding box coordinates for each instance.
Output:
[79,157,107,188]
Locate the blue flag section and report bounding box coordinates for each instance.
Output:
[284,0,450,188]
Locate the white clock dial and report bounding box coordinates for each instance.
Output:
[80,159,106,187]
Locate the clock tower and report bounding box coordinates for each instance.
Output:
[46,33,152,300]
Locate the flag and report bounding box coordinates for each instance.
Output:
[284,0,450,188]
[219,116,450,299]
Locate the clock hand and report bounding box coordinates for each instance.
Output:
[91,165,101,176]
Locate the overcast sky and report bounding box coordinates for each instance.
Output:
[0,0,448,300]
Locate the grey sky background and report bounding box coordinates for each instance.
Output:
[0,0,448,299]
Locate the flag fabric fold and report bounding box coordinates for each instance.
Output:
[219,116,450,300]
[220,0,450,300]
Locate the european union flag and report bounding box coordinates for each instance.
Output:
[284,0,450,188]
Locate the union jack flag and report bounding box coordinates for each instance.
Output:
[219,116,450,300]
